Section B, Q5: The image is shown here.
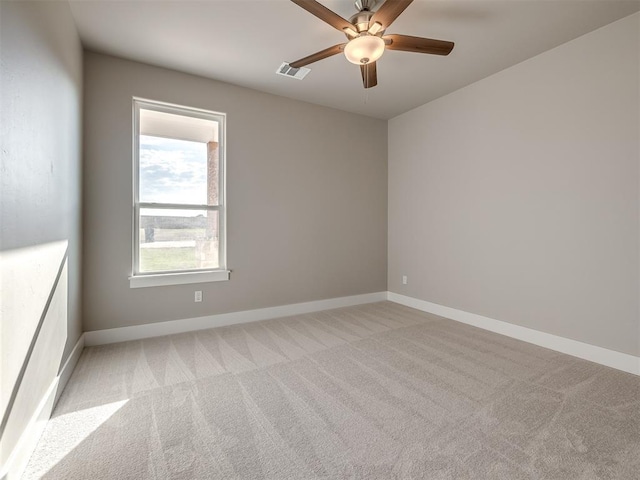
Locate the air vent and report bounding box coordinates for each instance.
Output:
[276,62,311,80]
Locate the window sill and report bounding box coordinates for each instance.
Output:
[129,270,230,288]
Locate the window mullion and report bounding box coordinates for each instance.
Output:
[137,203,220,211]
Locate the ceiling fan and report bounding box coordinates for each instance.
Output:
[289,0,454,88]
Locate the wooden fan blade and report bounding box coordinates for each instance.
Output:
[360,62,378,89]
[290,0,353,32]
[290,43,346,68]
[370,0,413,29]
[383,34,454,56]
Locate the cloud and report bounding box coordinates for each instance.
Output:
[139,135,211,205]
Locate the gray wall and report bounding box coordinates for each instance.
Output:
[0,1,83,468]
[388,13,639,356]
[83,52,388,332]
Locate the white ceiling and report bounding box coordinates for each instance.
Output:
[68,0,640,119]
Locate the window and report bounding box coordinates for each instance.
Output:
[130,98,228,288]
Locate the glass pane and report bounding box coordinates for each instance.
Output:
[139,208,219,273]
[139,135,219,205]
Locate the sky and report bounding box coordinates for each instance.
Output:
[139,135,209,210]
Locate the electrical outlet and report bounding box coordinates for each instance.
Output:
[402,275,408,285]
[195,291,202,302]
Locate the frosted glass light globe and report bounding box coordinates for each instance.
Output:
[344,35,385,65]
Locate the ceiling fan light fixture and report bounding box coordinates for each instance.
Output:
[343,26,359,38]
[344,34,385,65]
[367,21,383,35]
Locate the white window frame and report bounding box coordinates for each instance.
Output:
[129,98,229,288]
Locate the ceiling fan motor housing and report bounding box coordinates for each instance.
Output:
[349,10,376,34]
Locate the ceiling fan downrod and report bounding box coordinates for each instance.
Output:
[354,0,379,12]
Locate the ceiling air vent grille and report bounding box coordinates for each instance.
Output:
[276,62,310,80]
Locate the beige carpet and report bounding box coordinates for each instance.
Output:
[23,302,640,479]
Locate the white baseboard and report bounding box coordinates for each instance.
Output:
[54,333,86,404]
[387,292,640,376]
[83,290,639,376]
[1,334,85,480]
[85,292,388,346]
